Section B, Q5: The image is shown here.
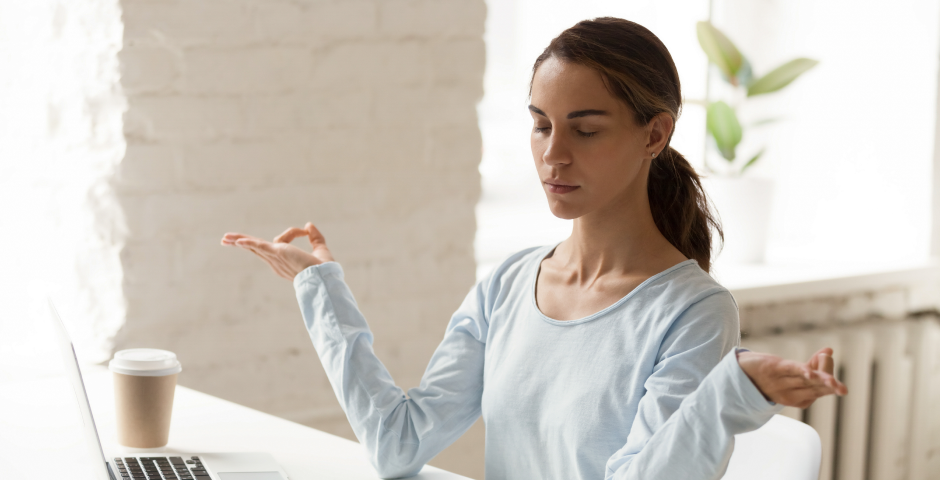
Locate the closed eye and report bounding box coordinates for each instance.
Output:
[577,130,597,138]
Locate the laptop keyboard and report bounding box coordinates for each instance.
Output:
[113,456,209,480]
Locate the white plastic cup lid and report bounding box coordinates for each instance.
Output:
[109,349,182,377]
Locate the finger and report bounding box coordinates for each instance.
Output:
[305,222,327,245]
[763,363,828,391]
[809,382,837,398]
[221,233,249,245]
[806,347,832,369]
[223,233,259,241]
[787,380,838,406]
[808,369,847,395]
[769,374,827,393]
[815,369,848,395]
[791,366,834,391]
[786,384,837,406]
[772,359,814,379]
[820,352,835,376]
[807,353,819,371]
[274,227,310,244]
[836,382,849,396]
[803,370,830,390]
[222,233,264,246]
[235,237,277,254]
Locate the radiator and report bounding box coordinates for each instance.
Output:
[742,317,940,480]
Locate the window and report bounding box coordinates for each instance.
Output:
[476,0,940,281]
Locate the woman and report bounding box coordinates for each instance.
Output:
[222,18,846,480]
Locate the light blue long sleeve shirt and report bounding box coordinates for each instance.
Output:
[293,245,781,479]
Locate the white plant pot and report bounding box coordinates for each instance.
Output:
[702,176,774,264]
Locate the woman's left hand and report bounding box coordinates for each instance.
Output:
[737,347,848,409]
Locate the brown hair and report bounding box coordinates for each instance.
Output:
[531,17,722,272]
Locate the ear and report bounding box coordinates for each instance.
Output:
[647,112,674,155]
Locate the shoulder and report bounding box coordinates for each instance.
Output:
[470,244,553,312]
[638,260,738,330]
[643,259,736,309]
[480,244,552,292]
[632,261,741,357]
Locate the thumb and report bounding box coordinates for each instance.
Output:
[305,222,326,245]
[819,352,834,375]
[304,222,335,262]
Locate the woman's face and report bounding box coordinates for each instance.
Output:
[529,57,665,220]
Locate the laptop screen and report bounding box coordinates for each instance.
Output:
[0,300,112,480]
[47,299,112,480]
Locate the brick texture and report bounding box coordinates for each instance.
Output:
[0,0,126,365]
[114,0,486,477]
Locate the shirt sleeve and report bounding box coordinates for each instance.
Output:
[293,261,488,479]
[605,290,782,480]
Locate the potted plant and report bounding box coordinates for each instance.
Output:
[696,21,818,264]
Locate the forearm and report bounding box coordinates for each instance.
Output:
[294,262,427,478]
[607,350,781,480]
[294,262,484,479]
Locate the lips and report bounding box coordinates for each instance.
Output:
[544,180,579,194]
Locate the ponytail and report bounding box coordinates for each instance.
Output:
[648,146,722,272]
[532,17,722,271]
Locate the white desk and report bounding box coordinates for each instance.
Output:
[88,368,470,480]
[2,366,470,480]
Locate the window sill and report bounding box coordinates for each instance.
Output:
[713,257,940,308]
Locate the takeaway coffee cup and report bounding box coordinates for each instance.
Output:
[108,349,182,448]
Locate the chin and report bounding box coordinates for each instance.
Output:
[545,199,584,220]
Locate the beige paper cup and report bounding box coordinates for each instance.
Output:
[109,349,182,448]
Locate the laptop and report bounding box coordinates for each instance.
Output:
[46,299,292,480]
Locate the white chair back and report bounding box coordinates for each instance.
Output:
[722,414,821,480]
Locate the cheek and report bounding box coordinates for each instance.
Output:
[588,141,634,173]
[583,143,644,191]
[530,135,546,162]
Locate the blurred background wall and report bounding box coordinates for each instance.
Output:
[0,1,126,366]
[1,0,486,477]
[115,0,486,476]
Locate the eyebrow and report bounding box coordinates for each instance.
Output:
[528,105,610,119]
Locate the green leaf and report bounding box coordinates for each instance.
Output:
[747,58,819,96]
[706,101,742,161]
[696,21,745,84]
[740,148,765,174]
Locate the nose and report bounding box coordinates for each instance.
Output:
[541,130,572,168]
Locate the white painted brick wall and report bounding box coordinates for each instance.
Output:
[115,0,486,477]
[0,0,125,366]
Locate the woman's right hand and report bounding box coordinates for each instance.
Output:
[221,222,335,280]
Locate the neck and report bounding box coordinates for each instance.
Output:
[555,176,677,280]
